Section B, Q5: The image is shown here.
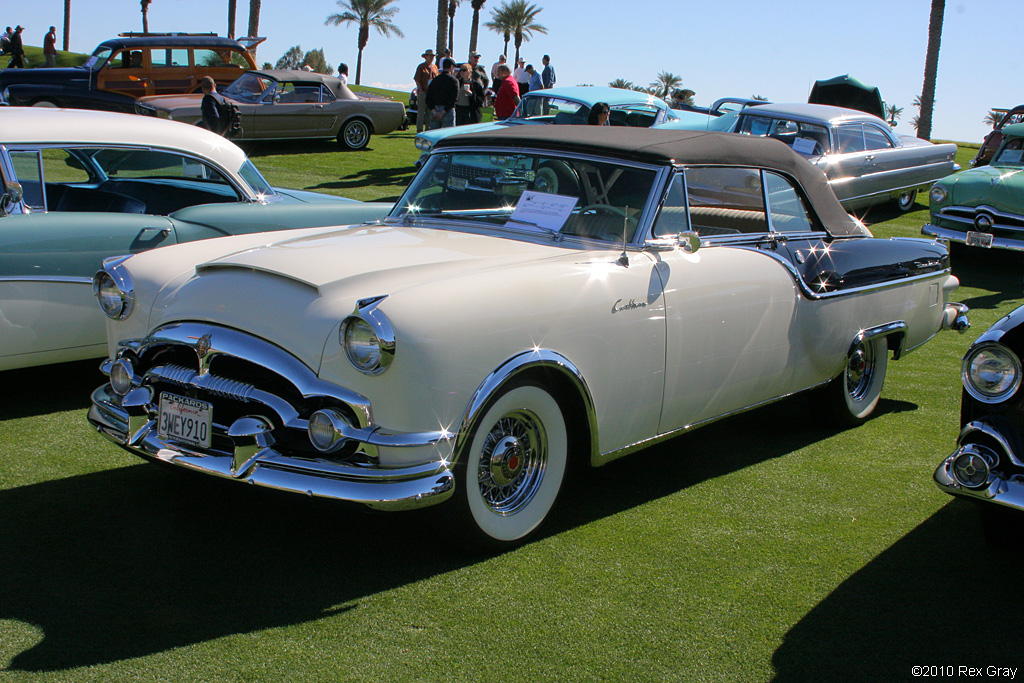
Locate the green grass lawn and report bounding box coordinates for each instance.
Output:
[3,136,1023,682]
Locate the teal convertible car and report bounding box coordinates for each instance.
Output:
[412,86,720,161]
[923,123,1024,252]
[0,108,389,371]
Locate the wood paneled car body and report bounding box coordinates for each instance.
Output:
[88,127,968,549]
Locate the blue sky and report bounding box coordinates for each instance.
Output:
[10,0,1018,142]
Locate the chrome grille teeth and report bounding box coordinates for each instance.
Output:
[147,363,257,402]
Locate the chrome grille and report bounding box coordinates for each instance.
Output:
[148,363,258,402]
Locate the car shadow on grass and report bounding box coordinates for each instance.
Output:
[770,498,1024,681]
[0,388,916,672]
[0,360,106,420]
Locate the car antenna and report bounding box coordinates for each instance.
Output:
[617,206,629,268]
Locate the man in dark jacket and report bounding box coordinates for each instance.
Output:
[8,25,25,68]
[425,58,459,129]
[199,76,228,135]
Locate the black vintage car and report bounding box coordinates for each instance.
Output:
[935,304,1024,532]
[0,33,259,112]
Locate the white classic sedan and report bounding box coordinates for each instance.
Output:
[88,127,969,549]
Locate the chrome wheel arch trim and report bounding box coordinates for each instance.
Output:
[849,321,907,360]
[454,349,598,467]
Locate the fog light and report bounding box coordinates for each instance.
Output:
[308,409,353,453]
[109,359,134,396]
[952,447,992,488]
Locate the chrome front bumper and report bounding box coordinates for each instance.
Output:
[923,223,1024,252]
[934,421,1024,512]
[89,384,455,512]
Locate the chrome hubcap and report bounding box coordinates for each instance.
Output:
[846,343,875,401]
[345,123,369,147]
[477,411,546,515]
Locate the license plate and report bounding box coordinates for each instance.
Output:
[157,392,212,449]
[966,231,994,248]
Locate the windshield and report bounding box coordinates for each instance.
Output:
[238,159,279,199]
[223,72,275,103]
[511,96,588,124]
[737,115,830,156]
[391,150,658,243]
[994,137,1024,166]
[84,47,112,70]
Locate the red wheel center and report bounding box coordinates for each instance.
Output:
[507,454,521,472]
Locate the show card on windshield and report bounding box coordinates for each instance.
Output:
[508,190,579,232]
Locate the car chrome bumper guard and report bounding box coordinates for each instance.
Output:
[90,384,454,511]
[934,421,1024,512]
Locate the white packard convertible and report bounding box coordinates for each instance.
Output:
[88,127,969,548]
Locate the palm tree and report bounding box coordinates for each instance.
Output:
[447,0,459,54]
[468,0,486,55]
[504,0,546,64]
[608,78,633,90]
[247,0,262,54]
[325,0,404,85]
[436,0,447,57]
[885,104,904,126]
[227,0,236,38]
[62,0,71,51]
[650,71,682,100]
[984,109,1003,128]
[141,0,152,32]
[484,6,511,58]
[918,0,945,140]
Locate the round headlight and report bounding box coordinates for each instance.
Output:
[94,271,126,319]
[342,317,383,374]
[414,137,433,152]
[930,184,948,204]
[963,342,1022,403]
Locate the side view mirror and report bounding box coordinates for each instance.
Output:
[644,231,700,254]
[0,181,23,216]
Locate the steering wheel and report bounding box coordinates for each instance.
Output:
[574,204,638,241]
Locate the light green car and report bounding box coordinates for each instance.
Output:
[923,123,1024,251]
[0,107,390,371]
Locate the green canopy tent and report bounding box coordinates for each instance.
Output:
[808,74,885,120]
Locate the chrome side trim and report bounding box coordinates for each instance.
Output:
[594,381,831,466]
[734,243,952,301]
[454,349,599,466]
[0,275,93,284]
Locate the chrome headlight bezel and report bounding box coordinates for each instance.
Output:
[93,255,135,320]
[414,137,433,152]
[930,184,948,205]
[962,342,1022,404]
[340,296,395,376]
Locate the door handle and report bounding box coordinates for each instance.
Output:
[864,154,875,161]
[139,226,171,238]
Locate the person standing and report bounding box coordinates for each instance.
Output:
[43,26,57,68]
[337,63,349,86]
[425,58,459,129]
[467,51,489,91]
[490,54,506,82]
[526,64,543,94]
[1,27,12,57]
[492,64,520,120]
[8,25,25,68]
[413,49,439,133]
[513,57,529,95]
[541,55,556,90]
[199,76,229,135]
[455,63,484,126]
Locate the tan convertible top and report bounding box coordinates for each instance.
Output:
[434,126,867,237]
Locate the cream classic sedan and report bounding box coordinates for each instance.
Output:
[88,127,969,549]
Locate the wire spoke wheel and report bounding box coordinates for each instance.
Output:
[457,383,568,547]
[824,336,888,426]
